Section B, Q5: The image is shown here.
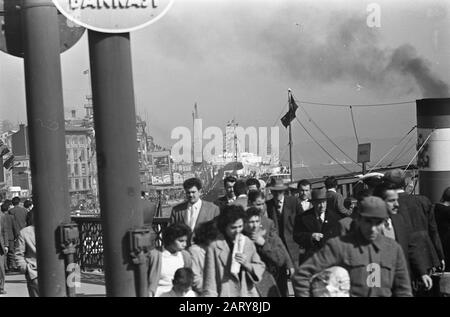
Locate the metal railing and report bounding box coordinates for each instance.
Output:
[71,216,171,271]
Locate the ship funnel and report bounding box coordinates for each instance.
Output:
[416,98,450,203]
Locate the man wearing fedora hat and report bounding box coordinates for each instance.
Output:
[293,196,412,297]
[266,178,302,269]
[293,188,340,265]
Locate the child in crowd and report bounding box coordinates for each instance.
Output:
[160,267,197,297]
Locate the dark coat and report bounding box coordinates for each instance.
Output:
[9,206,28,231]
[249,229,291,297]
[266,196,302,266]
[292,232,412,297]
[434,203,450,272]
[1,213,16,248]
[0,214,7,255]
[214,196,230,213]
[293,208,341,265]
[398,193,444,270]
[326,190,351,218]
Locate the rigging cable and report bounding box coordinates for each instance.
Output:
[387,131,417,167]
[349,106,360,146]
[366,125,417,173]
[403,129,435,172]
[295,117,354,173]
[294,98,360,167]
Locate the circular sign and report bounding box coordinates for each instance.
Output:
[52,0,174,33]
[0,0,85,58]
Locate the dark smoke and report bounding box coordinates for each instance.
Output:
[388,45,449,97]
[147,3,449,98]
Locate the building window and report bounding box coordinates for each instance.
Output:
[80,149,85,161]
[67,163,72,175]
[81,163,86,175]
[74,164,79,176]
[75,179,80,190]
[79,136,84,145]
[73,136,78,145]
[73,149,78,161]
[66,136,70,146]
[82,178,87,189]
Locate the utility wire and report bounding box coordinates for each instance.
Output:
[349,106,360,146]
[367,125,417,172]
[299,100,415,107]
[389,141,416,167]
[295,117,353,173]
[295,99,360,167]
[387,129,417,167]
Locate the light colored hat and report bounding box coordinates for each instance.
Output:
[359,196,388,219]
[311,266,350,297]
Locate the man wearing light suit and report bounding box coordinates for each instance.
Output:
[171,178,220,243]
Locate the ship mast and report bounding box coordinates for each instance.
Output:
[288,89,293,182]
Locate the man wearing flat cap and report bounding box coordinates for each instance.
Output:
[293,196,412,297]
[293,188,340,265]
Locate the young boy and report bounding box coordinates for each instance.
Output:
[159,267,197,297]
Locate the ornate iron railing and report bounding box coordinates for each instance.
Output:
[71,216,171,271]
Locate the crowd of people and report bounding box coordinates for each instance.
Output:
[2,168,449,297]
[149,170,450,297]
[0,197,37,296]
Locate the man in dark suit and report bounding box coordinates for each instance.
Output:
[325,176,351,218]
[266,179,302,268]
[214,176,236,212]
[383,169,444,295]
[230,180,248,209]
[10,197,28,232]
[171,178,220,242]
[293,188,340,265]
[296,179,312,213]
[373,182,433,291]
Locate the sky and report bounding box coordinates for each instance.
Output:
[1,0,449,165]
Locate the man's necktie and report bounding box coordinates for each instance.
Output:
[187,205,195,230]
[277,200,283,215]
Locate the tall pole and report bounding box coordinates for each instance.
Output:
[88,31,143,296]
[289,123,293,182]
[21,0,70,296]
[288,91,293,182]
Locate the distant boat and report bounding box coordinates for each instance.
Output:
[293,161,309,168]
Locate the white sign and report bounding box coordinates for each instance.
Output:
[52,0,174,33]
[357,143,371,163]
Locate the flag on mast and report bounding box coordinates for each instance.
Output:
[281,93,299,128]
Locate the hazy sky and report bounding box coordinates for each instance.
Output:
[1,0,449,160]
